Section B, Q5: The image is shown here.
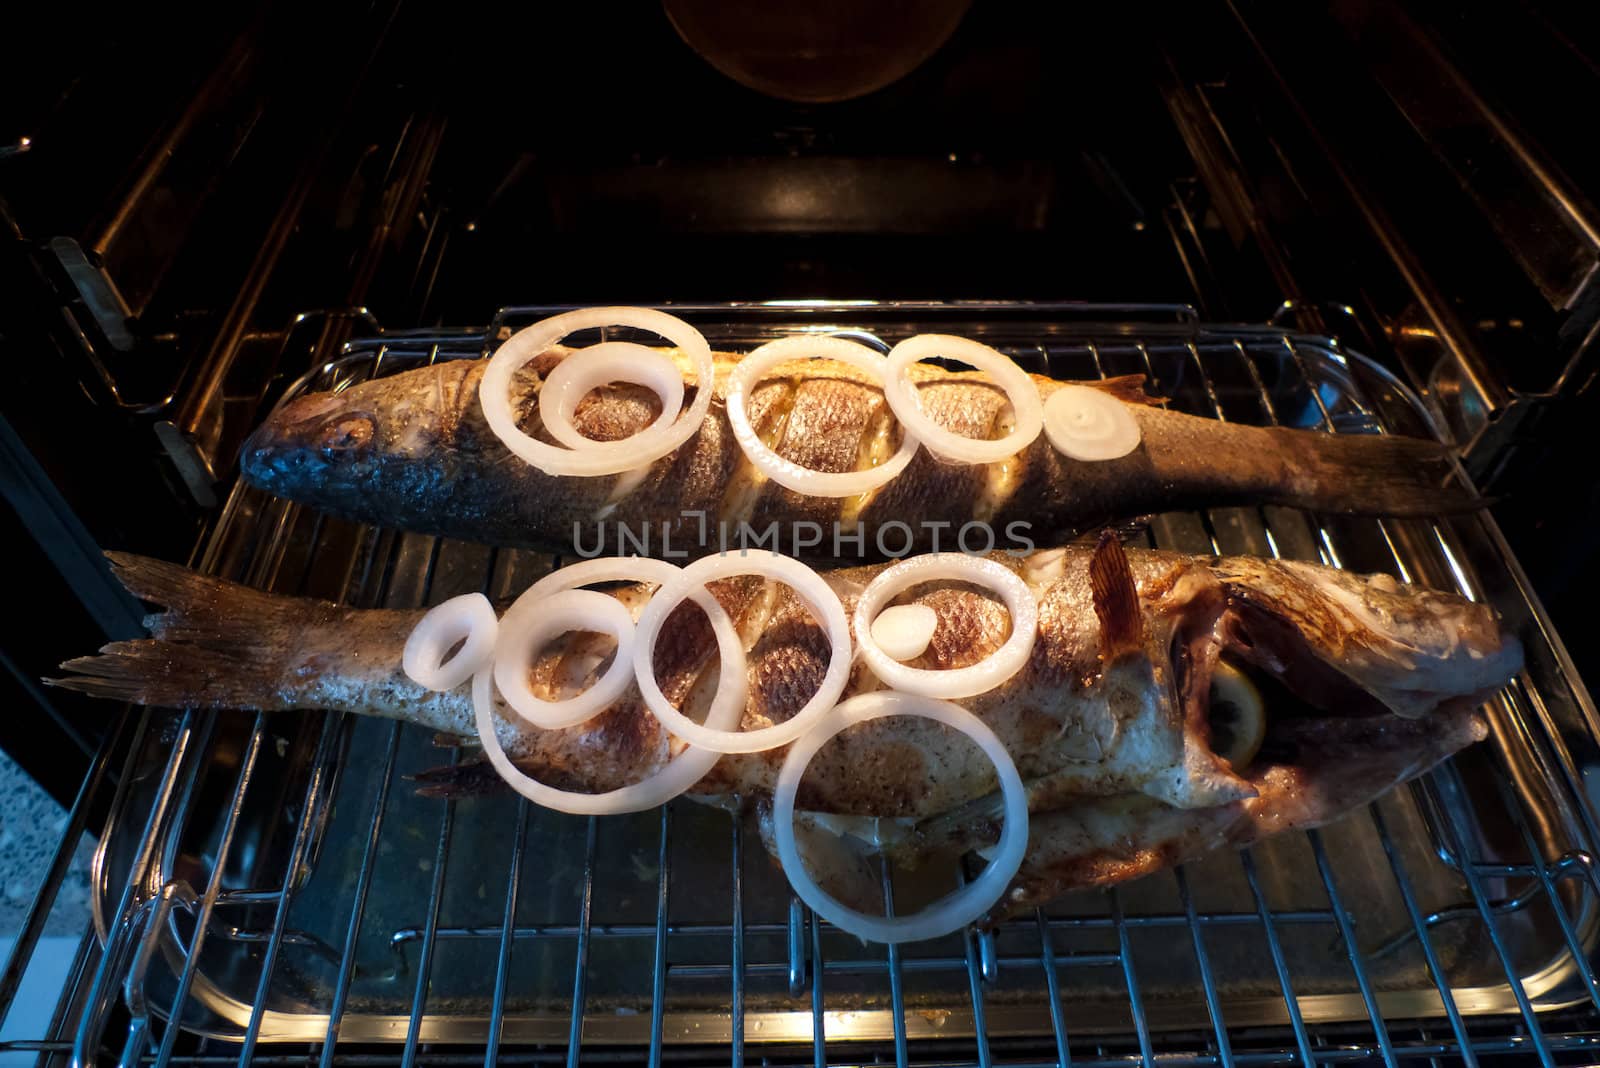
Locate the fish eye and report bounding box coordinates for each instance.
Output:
[320,415,375,451]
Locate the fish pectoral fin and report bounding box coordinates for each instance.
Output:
[1090,530,1145,660]
[1141,754,1259,810]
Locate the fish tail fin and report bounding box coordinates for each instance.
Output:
[45,553,306,710]
[1278,431,1482,517]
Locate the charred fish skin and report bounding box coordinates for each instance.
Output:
[239,350,1475,559]
[54,545,1520,824]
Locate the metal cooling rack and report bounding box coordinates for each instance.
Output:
[13,303,1600,1068]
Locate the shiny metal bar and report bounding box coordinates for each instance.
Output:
[1174,867,1232,1065]
[72,709,202,1068]
[399,774,459,1068]
[1307,830,1397,1067]
[647,807,672,1068]
[809,910,825,1068]
[152,715,270,1067]
[1369,804,1478,1068]
[1107,888,1153,1066]
[485,799,531,1067]
[1239,851,1314,1067]
[730,815,745,1068]
[1491,766,1600,1015]
[235,716,347,1066]
[960,921,992,1068]
[786,898,805,998]
[321,721,405,1067]
[880,862,909,1068]
[1033,911,1072,1068]
[565,818,599,1068]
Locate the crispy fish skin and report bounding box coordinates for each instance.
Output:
[239,349,1474,558]
[54,547,1520,825]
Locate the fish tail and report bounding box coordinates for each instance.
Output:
[1277,431,1481,517]
[45,553,307,710]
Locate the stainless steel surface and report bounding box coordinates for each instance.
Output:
[60,304,1600,1065]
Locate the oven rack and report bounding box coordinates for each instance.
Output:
[8,303,1598,1068]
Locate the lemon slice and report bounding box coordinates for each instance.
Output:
[1209,660,1266,771]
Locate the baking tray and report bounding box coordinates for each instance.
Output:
[79,303,1600,1064]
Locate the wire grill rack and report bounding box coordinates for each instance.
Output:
[6,303,1600,1067]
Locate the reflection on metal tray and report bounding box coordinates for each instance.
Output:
[79,304,1600,1066]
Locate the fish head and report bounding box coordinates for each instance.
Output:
[1207,556,1523,719]
[239,361,483,508]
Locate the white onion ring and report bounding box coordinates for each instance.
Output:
[493,588,637,730]
[472,556,750,816]
[539,341,684,454]
[402,593,498,693]
[774,692,1028,943]
[633,550,851,753]
[478,307,714,477]
[853,554,1037,699]
[881,335,1044,465]
[1043,384,1142,461]
[471,597,746,816]
[492,556,736,729]
[726,335,919,497]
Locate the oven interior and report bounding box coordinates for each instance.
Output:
[3,2,1599,1065]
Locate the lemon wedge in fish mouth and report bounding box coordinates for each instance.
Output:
[1208,659,1266,771]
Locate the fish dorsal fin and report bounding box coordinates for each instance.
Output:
[1087,374,1166,408]
[1090,531,1144,660]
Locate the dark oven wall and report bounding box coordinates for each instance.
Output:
[2,0,1598,791]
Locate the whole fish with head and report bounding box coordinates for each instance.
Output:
[52,537,1517,918]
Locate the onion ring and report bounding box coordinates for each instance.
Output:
[539,341,684,454]
[402,593,498,693]
[472,558,750,816]
[479,307,714,477]
[492,556,738,729]
[773,691,1029,943]
[493,588,637,730]
[633,550,851,753]
[726,335,919,497]
[1042,384,1142,461]
[471,605,746,816]
[853,554,1038,699]
[881,335,1044,465]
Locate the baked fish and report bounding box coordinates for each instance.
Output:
[53,540,1517,915]
[239,347,1474,559]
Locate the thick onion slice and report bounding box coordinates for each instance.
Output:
[402,593,498,693]
[1042,384,1142,461]
[774,692,1029,944]
[726,335,919,497]
[869,603,938,662]
[471,584,747,815]
[853,554,1038,699]
[478,307,714,477]
[633,550,851,753]
[881,335,1044,465]
[493,556,734,729]
[493,588,637,730]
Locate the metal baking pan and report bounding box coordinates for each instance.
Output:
[79,303,1600,1065]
